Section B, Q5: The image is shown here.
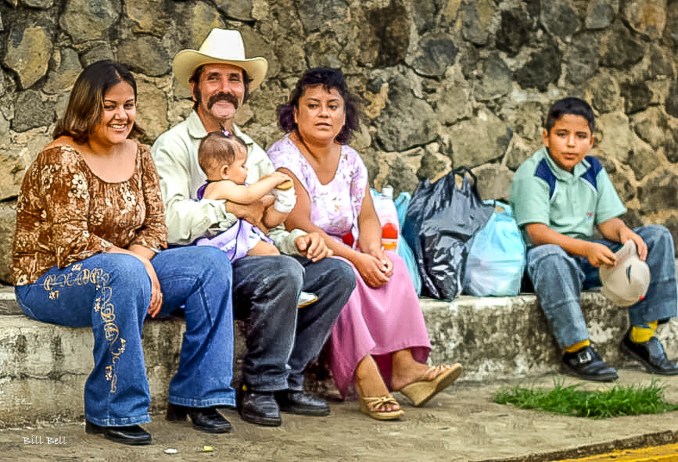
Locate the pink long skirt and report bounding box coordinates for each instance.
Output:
[329,252,431,397]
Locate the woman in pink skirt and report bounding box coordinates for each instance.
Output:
[268,67,462,421]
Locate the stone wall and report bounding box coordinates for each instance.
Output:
[0,0,676,283]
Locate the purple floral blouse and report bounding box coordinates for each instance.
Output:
[267,134,368,245]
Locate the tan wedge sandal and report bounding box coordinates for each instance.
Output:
[356,385,404,421]
[396,363,463,407]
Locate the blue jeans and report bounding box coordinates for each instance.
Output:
[15,246,236,427]
[527,225,677,348]
[232,255,355,391]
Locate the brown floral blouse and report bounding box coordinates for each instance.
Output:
[12,141,167,286]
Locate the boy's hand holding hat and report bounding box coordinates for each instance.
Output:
[599,240,651,307]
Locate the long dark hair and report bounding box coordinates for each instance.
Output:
[53,60,144,143]
[277,67,359,144]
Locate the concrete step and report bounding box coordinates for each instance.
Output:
[0,288,184,428]
[1,287,677,428]
[424,293,678,381]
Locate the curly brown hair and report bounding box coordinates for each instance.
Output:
[277,67,359,144]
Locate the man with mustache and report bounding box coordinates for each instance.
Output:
[151,29,355,427]
[207,91,240,112]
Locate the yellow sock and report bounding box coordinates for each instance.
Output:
[564,339,590,353]
[630,321,658,343]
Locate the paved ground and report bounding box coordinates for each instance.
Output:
[1,369,677,462]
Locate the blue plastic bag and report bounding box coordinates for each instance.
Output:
[394,192,422,295]
[463,201,526,296]
[394,192,410,226]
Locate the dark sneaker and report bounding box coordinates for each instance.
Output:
[621,332,678,375]
[562,346,619,382]
[274,390,330,416]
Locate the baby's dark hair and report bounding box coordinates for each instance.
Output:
[544,97,595,134]
[198,131,247,175]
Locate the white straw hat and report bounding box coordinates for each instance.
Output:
[172,29,268,91]
[599,240,651,307]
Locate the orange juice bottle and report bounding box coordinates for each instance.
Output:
[379,186,399,251]
[382,222,399,250]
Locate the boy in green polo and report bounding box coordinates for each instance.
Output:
[510,97,678,382]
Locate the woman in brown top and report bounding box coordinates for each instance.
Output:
[13,60,236,445]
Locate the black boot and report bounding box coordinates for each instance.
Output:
[238,384,282,426]
[274,390,330,416]
[85,421,152,446]
[166,403,232,433]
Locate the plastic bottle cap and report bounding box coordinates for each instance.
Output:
[382,222,398,239]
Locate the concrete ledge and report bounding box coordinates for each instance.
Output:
[425,293,678,381]
[0,312,184,428]
[1,287,677,427]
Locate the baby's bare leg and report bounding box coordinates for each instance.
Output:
[247,240,280,256]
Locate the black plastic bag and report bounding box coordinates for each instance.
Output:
[402,167,493,300]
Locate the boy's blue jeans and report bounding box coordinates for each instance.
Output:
[15,246,236,427]
[527,225,677,349]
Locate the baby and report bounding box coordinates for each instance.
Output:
[196,131,318,308]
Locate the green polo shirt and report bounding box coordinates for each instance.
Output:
[509,147,626,242]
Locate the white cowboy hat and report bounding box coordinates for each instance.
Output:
[172,29,268,91]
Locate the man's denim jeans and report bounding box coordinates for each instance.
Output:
[15,246,236,427]
[232,255,355,392]
[527,225,677,349]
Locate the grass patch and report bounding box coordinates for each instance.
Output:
[494,380,678,419]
